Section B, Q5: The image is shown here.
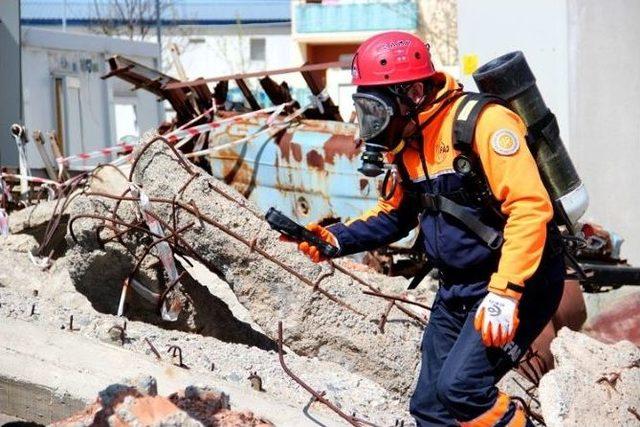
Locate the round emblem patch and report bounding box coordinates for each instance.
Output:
[491,129,520,156]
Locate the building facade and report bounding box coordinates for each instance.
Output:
[19,27,162,170]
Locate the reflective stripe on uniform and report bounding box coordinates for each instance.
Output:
[459,392,510,427]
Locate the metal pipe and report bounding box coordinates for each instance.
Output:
[156,0,162,69]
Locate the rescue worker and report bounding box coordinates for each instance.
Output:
[286,31,566,426]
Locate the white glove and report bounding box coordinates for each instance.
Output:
[474,292,520,347]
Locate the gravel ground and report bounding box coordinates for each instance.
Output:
[0,241,413,426]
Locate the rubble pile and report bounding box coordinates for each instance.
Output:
[1,133,638,426]
[52,376,272,427]
[66,136,432,398]
[539,328,640,426]
[0,240,409,425]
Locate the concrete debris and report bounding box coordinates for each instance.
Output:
[8,198,61,234]
[538,328,640,426]
[66,137,433,399]
[53,376,273,427]
[0,316,378,425]
[2,133,638,426]
[1,233,39,253]
[0,269,407,425]
[87,163,131,196]
[52,376,271,427]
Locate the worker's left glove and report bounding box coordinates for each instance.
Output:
[474,292,520,347]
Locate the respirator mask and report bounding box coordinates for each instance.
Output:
[352,86,412,177]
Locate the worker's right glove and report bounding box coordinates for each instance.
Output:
[474,292,520,347]
[280,223,338,263]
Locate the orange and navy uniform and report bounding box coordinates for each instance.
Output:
[327,73,560,426]
[327,73,553,301]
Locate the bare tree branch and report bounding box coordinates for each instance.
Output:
[381,0,458,67]
[89,0,176,41]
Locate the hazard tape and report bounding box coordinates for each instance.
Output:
[165,102,290,145]
[1,173,61,187]
[185,98,311,159]
[56,143,136,166]
[0,177,11,203]
[54,103,290,167]
[28,249,52,270]
[0,208,8,237]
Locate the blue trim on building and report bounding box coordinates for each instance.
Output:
[21,18,291,26]
[20,0,291,26]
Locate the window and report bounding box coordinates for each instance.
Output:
[250,38,266,62]
[114,102,139,141]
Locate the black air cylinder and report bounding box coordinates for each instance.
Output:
[473,51,588,226]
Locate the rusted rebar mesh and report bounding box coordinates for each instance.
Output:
[66,135,430,398]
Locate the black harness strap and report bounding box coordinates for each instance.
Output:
[393,93,508,251]
[452,93,508,152]
[414,192,503,249]
[429,194,503,249]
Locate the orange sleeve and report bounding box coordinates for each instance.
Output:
[474,105,554,300]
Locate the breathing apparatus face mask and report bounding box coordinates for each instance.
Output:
[353,86,411,177]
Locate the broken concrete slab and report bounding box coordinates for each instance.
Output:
[8,199,61,234]
[0,317,344,426]
[0,233,39,253]
[538,328,640,426]
[64,194,279,351]
[0,280,407,426]
[66,137,432,399]
[0,241,92,312]
[87,163,131,196]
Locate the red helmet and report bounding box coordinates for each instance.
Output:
[351,31,435,86]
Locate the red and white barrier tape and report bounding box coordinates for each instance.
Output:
[54,103,290,167]
[0,208,8,237]
[185,99,310,159]
[0,177,11,203]
[1,173,61,187]
[28,249,52,270]
[56,143,136,166]
[167,102,290,145]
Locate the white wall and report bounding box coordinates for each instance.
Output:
[162,25,306,104]
[20,28,161,170]
[166,33,296,79]
[458,0,640,262]
[567,0,640,262]
[457,0,571,145]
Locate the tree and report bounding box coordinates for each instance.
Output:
[421,0,458,67]
[89,0,173,40]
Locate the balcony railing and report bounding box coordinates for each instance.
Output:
[294,0,418,34]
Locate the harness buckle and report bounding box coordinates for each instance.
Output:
[488,233,504,250]
[420,194,440,213]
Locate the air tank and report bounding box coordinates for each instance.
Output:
[473,51,588,227]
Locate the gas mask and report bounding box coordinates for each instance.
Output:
[353,86,411,177]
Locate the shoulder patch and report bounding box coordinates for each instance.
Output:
[491,129,520,156]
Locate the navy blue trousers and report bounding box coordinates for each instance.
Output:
[409,253,565,426]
